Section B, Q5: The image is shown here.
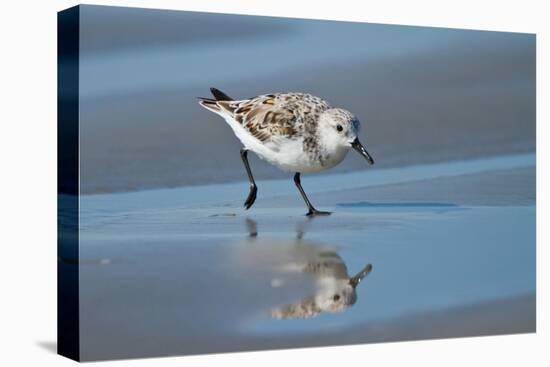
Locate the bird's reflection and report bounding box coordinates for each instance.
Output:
[242,219,373,320]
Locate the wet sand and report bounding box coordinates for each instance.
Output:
[71,154,536,361]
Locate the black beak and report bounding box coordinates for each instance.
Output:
[349,264,373,289]
[351,138,374,165]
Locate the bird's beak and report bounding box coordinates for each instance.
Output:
[349,264,373,289]
[351,138,374,165]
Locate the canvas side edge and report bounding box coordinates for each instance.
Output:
[57,5,81,362]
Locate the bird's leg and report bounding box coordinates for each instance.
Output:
[293,172,331,216]
[240,148,258,210]
[246,218,258,238]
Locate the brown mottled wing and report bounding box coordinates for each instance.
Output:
[302,251,350,279]
[271,296,322,319]
[218,95,299,143]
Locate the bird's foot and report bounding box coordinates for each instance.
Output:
[306,209,332,217]
[243,185,258,210]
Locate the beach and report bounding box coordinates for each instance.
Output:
[65,6,537,361]
[76,6,535,194]
[67,153,536,360]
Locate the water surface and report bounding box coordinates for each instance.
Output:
[74,155,536,360]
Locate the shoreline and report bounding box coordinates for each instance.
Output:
[75,152,535,214]
[78,149,536,196]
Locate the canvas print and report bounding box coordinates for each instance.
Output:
[58,5,536,361]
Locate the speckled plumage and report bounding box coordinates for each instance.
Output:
[270,249,372,320]
[200,91,357,172]
[198,88,374,214]
[222,93,330,145]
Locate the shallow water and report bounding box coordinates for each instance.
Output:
[74,155,535,360]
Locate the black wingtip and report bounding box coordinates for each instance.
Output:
[210,87,233,101]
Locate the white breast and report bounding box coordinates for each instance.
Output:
[221,114,348,173]
[260,140,349,173]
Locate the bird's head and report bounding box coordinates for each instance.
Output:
[318,108,374,165]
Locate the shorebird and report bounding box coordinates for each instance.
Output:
[271,251,372,319]
[198,88,374,216]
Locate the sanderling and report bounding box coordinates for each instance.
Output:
[198,88,374,216]
[239,219,373,319]
[271,250,373,319]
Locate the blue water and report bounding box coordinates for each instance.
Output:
[79,152,535,212]
[74,154,535,359]
[246,205,535,334]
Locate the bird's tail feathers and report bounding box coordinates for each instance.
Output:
[197,97,221,113]
[198,87,234,113]
[210,87,233,101]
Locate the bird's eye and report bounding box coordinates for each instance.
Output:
[333,294,341,301]
[336,125,343,132]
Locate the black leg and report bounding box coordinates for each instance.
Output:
[293,172,331,216]
[240,148,258,210]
